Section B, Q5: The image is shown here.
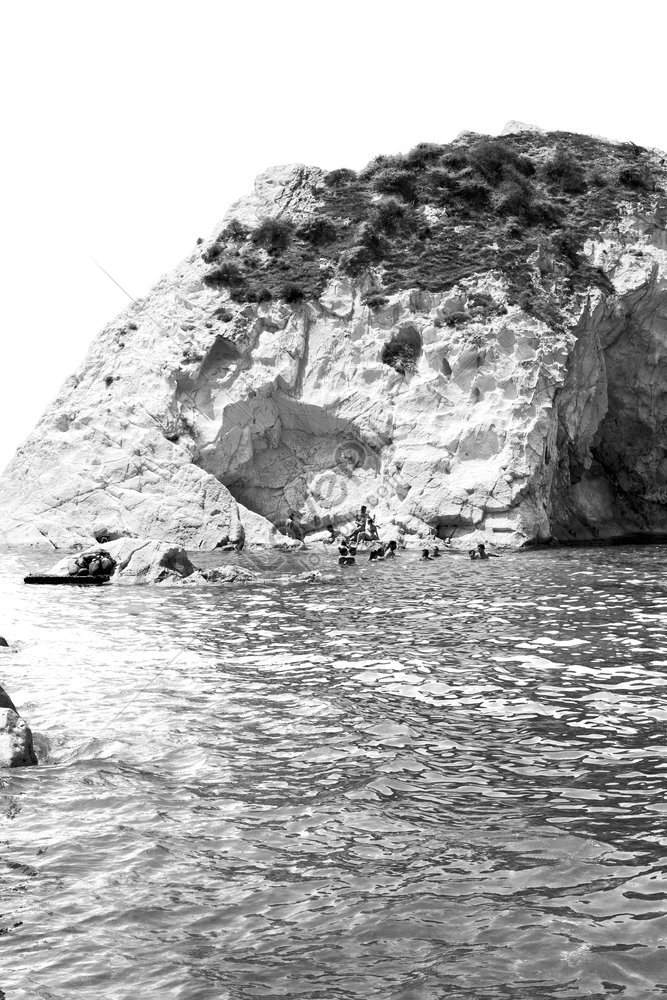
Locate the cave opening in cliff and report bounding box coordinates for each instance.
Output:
[192,391,384,529]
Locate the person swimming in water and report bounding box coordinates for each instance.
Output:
[384,540,398,558]
[477,543,499,559]
[432,546,441,558]
[469,548,478,560]
[338,544,355,566]
[421,548,433,560]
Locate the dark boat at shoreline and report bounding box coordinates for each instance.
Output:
[23,574,112,586]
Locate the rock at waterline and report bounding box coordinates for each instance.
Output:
[51,537,197,585]
[0,685,37,767]
[0,636,8,648]
[47,537,328,586]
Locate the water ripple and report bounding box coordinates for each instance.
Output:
[1,545,667,998]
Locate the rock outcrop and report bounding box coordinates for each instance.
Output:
[0,686,38,767]
[51,538,197,585]
[2,129,667,548]
[47,537,325,586]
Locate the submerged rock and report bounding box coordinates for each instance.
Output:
[0,686,37,767]
[3,129,667,548]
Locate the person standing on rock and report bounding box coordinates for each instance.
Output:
[285,512,305,542]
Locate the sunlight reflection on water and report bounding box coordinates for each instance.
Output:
[2,544,667,998]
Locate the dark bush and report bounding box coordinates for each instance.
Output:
[381,341,420,372]
[360,153,408,180]
[469,140,536,185]
[296,217,338,245]
[618,166,650,190]
[202,243,222,263]
[252,217,293,251]
[553,233,581,268]
[405,142,445,169]
[370,197,414,235]
[213,307,234,322]
[372,167,417,202]
[363,289,389,309]
[340,245,377,277]
[469,140,513,182]
[456,180,491,209]
[243,285,273,303]
[542,147,587,193]
[127,321,138,331]
[282,283,305,303]
[203,260,244,288]
[356,221,388,257]
[492,179,535,219]
[440,151,470,171]
[444,311,469,327]
[515,155,536,177]
[220,218,250,241]
[324,168,357,187]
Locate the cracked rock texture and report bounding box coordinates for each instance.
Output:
[2,142,667,548]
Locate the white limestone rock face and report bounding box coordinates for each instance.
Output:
[0,250,281,549]
[3,156,667,549]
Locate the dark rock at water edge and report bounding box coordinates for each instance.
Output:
[0,684,38,767]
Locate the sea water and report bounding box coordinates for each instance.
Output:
[1,544,667,999]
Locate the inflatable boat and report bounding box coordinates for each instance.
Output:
[24,574,112,586]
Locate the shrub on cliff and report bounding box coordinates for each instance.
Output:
[542,147,587,193]
[618,166,651,190]
[469,139,535,182]
[220,218,250,241]
[370,197,417,236]
[372,167,418,203]
[252,218,294,252]
[296,217,338,246]
[381,339,420,373]
[203,259,243,289]
[324,168,357,187]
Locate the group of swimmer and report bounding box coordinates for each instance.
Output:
[286,505,499,565]
[327,505,397,565]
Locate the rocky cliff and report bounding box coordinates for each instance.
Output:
[2,127,667,549]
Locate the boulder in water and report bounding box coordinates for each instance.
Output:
[52,537,196,585]
[0,636,8,648]
[0,685,37,767]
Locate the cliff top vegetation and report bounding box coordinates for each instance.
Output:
[201,130,664,326]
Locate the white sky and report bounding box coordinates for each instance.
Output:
[1,0,664,472]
